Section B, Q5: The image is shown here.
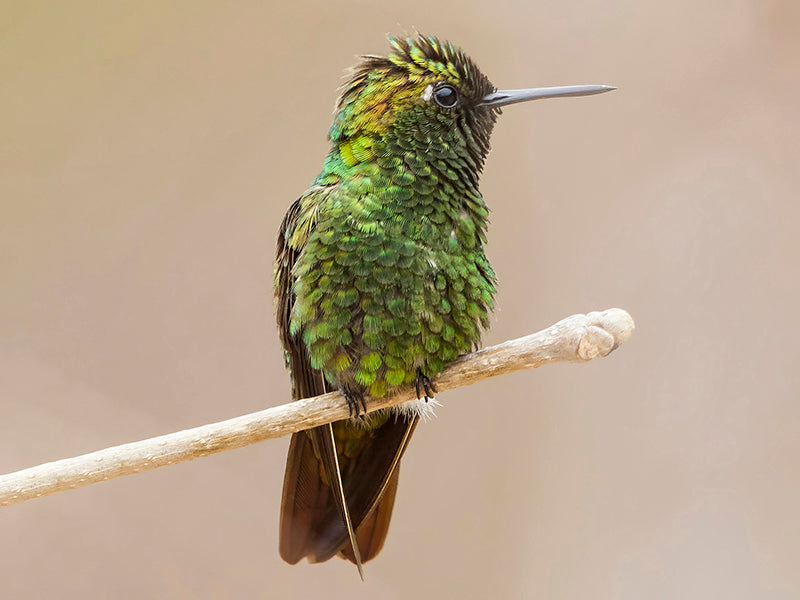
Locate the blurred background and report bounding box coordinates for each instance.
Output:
[2,1,799,598]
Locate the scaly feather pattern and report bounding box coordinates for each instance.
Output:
[276,34,501,571]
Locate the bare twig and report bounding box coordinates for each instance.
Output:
[0,308,634,507]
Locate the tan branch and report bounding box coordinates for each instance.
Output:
[0,308,634,507]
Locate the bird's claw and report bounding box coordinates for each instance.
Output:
[415,370,437,402]
[343,386,367,419]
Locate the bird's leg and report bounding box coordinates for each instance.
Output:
[342,385,367,419]
[415,369,437,403]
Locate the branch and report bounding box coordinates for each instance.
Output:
[0,308,634,507]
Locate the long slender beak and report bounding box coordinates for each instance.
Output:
[479,84,616,108]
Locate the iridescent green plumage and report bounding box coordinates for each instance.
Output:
[282,36,497,398]
[276,36,500,571]
[275,34,614,573]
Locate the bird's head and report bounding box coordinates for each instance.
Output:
[329,34,614,173]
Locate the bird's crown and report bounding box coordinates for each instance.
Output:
[329,34,496,145]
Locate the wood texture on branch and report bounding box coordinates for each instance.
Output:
[0,308,634,507]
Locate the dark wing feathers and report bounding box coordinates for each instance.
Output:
[278,430,325,563]
[276,188,417,566]
[339,465,401,563]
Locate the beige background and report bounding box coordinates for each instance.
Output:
[2,1,799,598]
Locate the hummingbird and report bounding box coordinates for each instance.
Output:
[275,34,614,577]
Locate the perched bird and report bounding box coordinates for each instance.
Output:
[275,34,613,577]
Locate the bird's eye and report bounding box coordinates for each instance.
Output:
[433,85,458,108]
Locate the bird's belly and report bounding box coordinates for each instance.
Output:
[293,236,494,398]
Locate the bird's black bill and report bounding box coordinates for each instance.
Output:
[479,85,616,108]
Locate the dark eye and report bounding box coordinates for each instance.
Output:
[433,84,458,108]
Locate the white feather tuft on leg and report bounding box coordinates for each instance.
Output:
[392,397,441,421]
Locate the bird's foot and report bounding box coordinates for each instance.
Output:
[342,386,367,419]
[415,370,437,402]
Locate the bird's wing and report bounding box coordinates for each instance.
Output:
[275,187,418,567]
[336,422,417,563]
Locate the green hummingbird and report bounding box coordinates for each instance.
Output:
[275,34,613,577]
